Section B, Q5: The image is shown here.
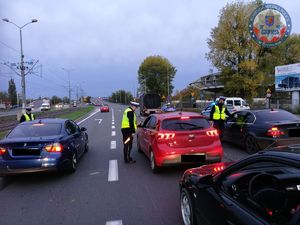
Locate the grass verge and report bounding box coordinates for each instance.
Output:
[0,131,8,139]
[56,106,95,121]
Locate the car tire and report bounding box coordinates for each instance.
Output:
[245,135,259,154]
[137,136,142,153]
[67,152,78,173]
[180,188,197,225]
[150,150,159,173]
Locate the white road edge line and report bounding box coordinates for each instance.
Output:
[108,160,119,182]
[110,140,116,149]
[106,220,122,225]
[77,109,100,125]
[112,131,116,136]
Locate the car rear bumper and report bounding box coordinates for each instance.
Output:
[0,156,70,176]
[256,137,300,150]
[153,143,223,166]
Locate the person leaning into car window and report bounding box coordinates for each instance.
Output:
[210,96,231,140]
[121,101,140,164]
[19,107,35,123]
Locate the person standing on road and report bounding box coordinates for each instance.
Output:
[210,96,231,140]
[121,101,139,164]
[19,107,35,123]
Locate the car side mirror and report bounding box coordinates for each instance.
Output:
[80,127,87,132]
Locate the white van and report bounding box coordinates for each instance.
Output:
[216,97,250,111]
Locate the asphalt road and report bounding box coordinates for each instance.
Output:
[0,103,249,225]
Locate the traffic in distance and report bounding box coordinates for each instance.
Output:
[0,96,299,225]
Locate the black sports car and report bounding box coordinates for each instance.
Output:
[180,144,300,225]
[223,109,300,153]
[0,118,88,175]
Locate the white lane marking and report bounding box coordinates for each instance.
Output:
[112,122,115,125]
[112,125,115,129]
[106,220,122,225]
[95,119,103,124]
[110,140,116,149]
[89,172,101,176]
[108,160,119,182]
[111,108,115,121]
[112,131,116,136]
[77,109,100,125]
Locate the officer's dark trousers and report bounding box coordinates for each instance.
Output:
[121,128,133,162]
[213,120,225,140]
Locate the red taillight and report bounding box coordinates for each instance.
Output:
[206,129,219,136]
[44,143,63,152]
[213,166,224,172]
[0,147,6,155]
[157,133,175,141]
[267,127,284,137]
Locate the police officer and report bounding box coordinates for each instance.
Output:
[210,96,231,140]
[121,101,139,164]
[19,107,35,123]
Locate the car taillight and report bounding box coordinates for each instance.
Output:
[44,143,63,152]
[180,116,190,120]
[206,129,219,136]
[266,127,284,137]
[157,133,175,142]
[213,166,224,172]
[0,147,6,155]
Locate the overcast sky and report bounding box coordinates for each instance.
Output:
[0,0,299,99]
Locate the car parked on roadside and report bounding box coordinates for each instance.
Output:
[0,118,88,175]
[222,109,300,153]
[100,104,109,112]
[136,112,223,172]
[180,144,300,225]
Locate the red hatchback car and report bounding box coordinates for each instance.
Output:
[137,112,223,172]
[100,104,109,112]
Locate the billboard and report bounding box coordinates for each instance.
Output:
[275,63,300,92]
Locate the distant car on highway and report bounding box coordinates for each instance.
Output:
[223,109,300,153]
[0,118,88,175]
[100,104,109,112]
[40,103,51,111]
[179,144,300,225]
[137,112,223,172]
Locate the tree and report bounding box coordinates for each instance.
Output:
[62,96,70,104]
[138,55,177,98]
[0,91,8,103]
[8,78,17,105]
[51,96,62,105]
[109,90,133,104]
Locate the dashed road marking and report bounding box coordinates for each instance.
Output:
[112,125,115,129]
[110,140,116,149]
[95,119,103,124]
[108,160,119,182]
[112,131,116,136]
[112,121,115,125]
[106,220,122,225]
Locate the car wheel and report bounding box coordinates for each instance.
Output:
[245,135,259,154]
[84,143,89,153]
[181,188,197,225]
[67,152,78,173]
[150,150,159,173]
[137,136,142,153]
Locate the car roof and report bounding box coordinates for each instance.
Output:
[258,144,300,161]
[233,108,287,113]
[21,118,68,125]
[153,111,203,120]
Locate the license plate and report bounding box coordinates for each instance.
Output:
[181,154,205,163]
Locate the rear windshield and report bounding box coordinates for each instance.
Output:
[255,110,300,122]
[162,117,210,131]
[7,123,62,138]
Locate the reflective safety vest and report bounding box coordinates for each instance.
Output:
[24,113,34,121]
[121,108,137,130]
[213,105,226,120]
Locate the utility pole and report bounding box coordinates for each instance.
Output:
[62,68,74,104]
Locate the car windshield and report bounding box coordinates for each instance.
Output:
[255,110,300,122]
[7,123,62,138]
[162,117,210,131]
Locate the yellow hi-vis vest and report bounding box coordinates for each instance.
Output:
[24,113,34,121]
[121,108,137,130]
[213,105,226,120]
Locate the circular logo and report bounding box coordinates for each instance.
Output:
[249,4,292,47]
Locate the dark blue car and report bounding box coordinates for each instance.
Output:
[0,118,88,175]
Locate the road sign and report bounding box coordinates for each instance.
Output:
[266,88,271,93]
[191,92,195,97]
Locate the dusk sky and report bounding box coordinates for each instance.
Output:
[1,0,299,99]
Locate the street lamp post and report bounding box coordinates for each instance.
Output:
[2,18,38,112]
